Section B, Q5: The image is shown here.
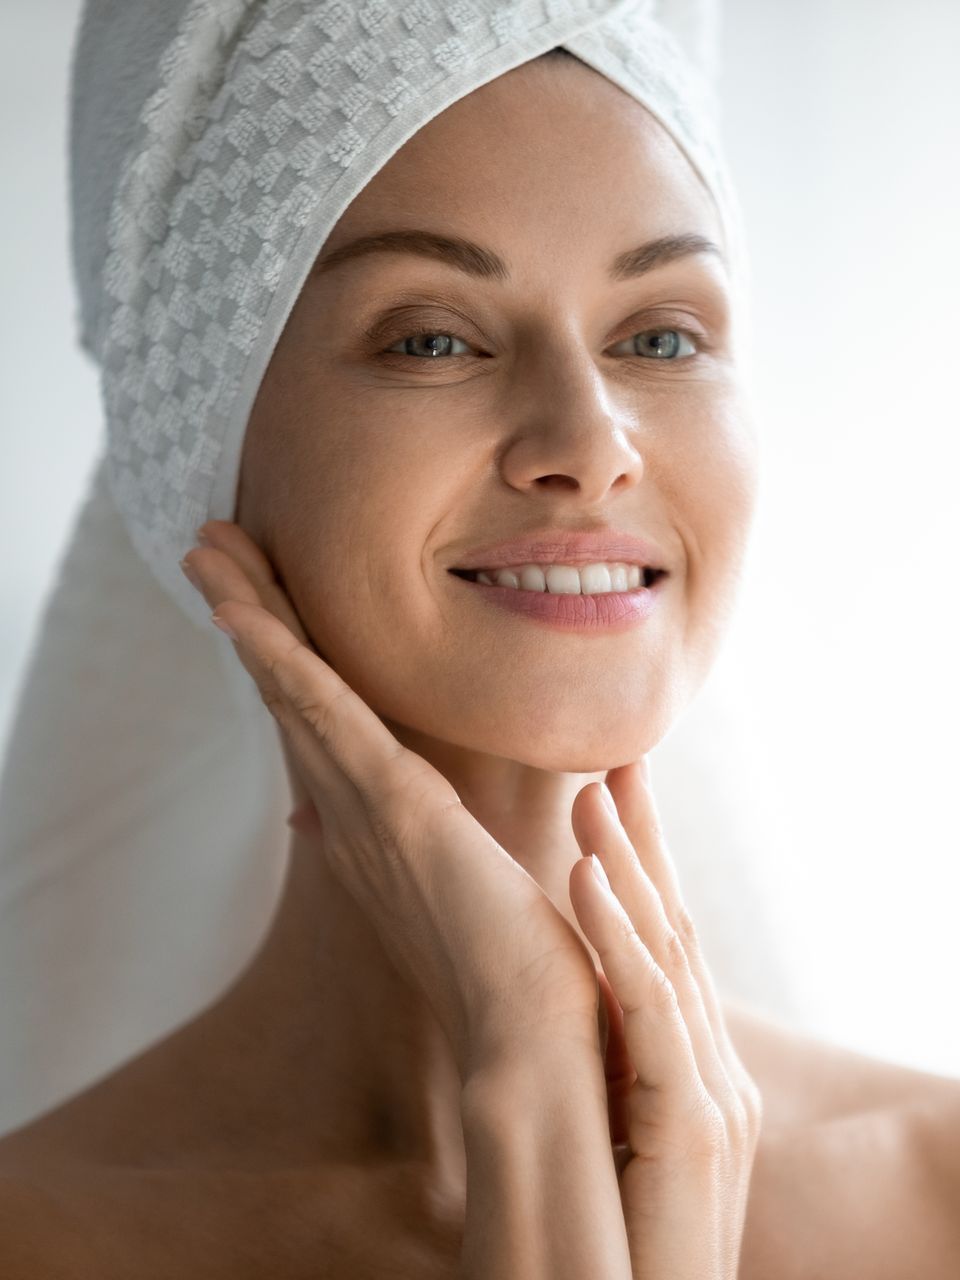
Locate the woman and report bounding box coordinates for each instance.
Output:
[0,9,957,1279]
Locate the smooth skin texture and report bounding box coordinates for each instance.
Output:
[1,49,959,1278]
[180,528,760,1276]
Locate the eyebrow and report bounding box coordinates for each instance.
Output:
[312,228,724,283]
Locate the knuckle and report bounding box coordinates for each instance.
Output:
[717,1076,764,1148]
[364,799,409,870]
[648,961,680,1015]
[291,694,332,739]
[374,751,434,828]
[719,1088,750,1141]
[259,686,288,723]
[684,1092,727,1157]
[366,756,454,866]
[371,788,422,856]
[674,901,701,954]
[613,909,639,950]
[662,926,690,977]
[294,684,346,745]
[740,1078,765,1137]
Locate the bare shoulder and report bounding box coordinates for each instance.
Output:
[0,1130,454,1279]
[0,1171,106,1278]
[720,996,960,1130]
[724,998,960,1279]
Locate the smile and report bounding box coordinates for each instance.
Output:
[449,562,666,595]
[448,563,668,633]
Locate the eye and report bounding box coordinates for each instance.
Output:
[382,330,474,359]
[609,328,699,360]
[377,324,705,364]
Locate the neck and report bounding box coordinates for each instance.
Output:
[206,751,606,1193]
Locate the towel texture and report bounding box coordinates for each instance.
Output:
[0,0,797,1133]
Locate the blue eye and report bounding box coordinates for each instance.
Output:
[380,326,702,362]
[383,331,474,358]
[610,329,699,359]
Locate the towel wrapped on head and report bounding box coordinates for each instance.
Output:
[0,0,789,1136]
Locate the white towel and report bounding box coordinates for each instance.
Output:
[0,0,795,1134]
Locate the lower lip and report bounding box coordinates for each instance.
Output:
[449,573,666,632]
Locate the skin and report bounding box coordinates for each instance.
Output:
[236,50,757,930]
[1,49,958,1278]
[231,43,758,1195]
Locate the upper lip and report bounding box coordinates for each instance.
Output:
[451,527,669,573]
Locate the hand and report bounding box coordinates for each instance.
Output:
[180,521,610,1081]
[566,760,763,1278]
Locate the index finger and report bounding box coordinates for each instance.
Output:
[184,524,321,810]
[207,595,442,816]
[604,760,734,1060]
[197,520,312,648]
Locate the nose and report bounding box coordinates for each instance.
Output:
[497,352,645,505]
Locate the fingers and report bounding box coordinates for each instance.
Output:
[570,776,763,1280]
[198,519,276,584]
[604,761,739,1065]
[597,968,635,1147]
[183,522,318,812]
[180,538,453,836]
[570,782,732,1106]
[189,521,312,648]
[187,582,377,789]
[570,851,706,1120]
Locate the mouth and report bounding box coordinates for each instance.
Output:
[449,566,668,591]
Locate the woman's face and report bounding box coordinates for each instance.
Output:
[238,55,759,773]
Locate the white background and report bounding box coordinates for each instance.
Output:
[1,0,957,1076]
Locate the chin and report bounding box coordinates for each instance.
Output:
[444,702,675,774]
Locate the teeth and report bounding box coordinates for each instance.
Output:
[474,562,645,594]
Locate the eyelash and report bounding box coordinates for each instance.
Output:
[375,321,709,366]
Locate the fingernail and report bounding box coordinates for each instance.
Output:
[590,854,612,893]
[180,557,203,590]
[196,527,212,546]
[600,782,618,820]
[210,613,238,641]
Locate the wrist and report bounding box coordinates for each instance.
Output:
[463,1009,602,1086]
[458,1039,632,1280]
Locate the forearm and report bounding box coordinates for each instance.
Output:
[457,1046,631,1280]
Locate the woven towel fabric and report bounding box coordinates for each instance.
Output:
[88,0,742,628]
[0,0,794,1136]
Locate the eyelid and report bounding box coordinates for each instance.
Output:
[374,315,712,363]
[360,304,483,349]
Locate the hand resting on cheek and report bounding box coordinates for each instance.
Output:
[181,519,763,1280]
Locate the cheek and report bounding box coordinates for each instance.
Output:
[701,433,759,555]
[273,426,461,660]
[669,394,760,674]
[673,386,760,562]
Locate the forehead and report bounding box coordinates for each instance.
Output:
[322,56,722,260]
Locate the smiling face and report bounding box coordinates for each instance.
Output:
[236,53,760,772]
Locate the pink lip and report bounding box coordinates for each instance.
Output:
[450,571,667,633]
[451,527,669,573]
